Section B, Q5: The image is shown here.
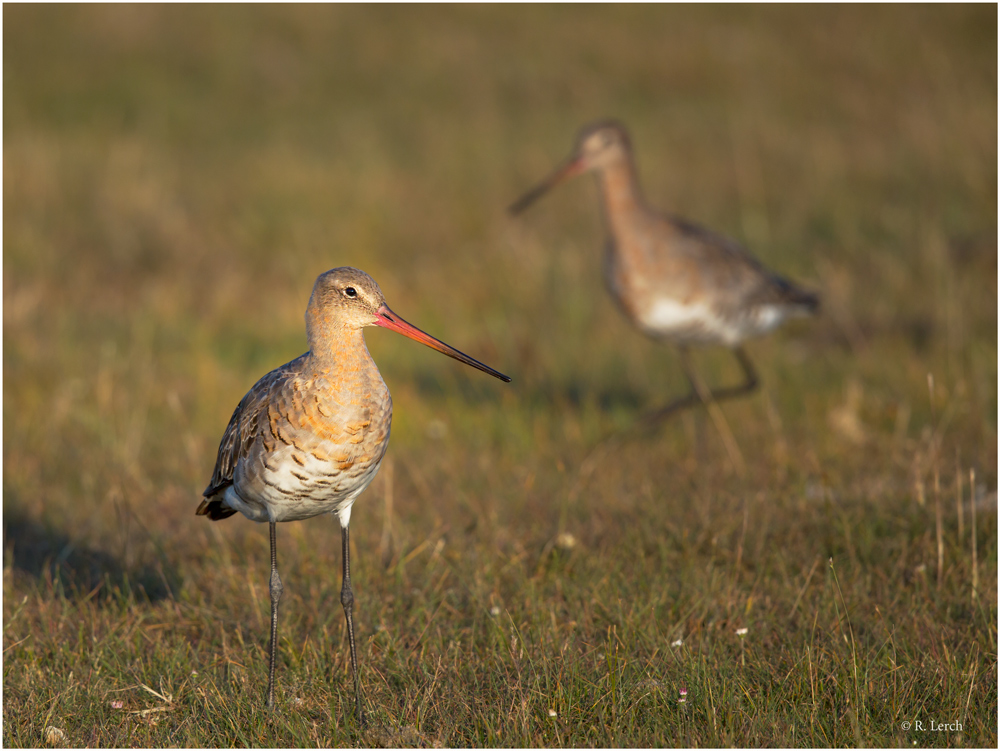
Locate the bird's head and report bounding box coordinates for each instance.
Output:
[508,119,632,215]
[306,267,510,382]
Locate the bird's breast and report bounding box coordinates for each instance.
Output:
[234,368,392,522]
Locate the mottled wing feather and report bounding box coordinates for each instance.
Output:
[198,355,307,516]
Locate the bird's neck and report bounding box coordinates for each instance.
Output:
[594,157,647,238]
[307,325,379,384]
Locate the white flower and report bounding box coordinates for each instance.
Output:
[44,727,68,746]
[671,638,684,647]
[548,709,558,717]
[736,627,748,637]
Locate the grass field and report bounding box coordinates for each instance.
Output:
[3,5,997,747]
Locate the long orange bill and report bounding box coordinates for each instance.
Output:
[375,304,511,383]
[508,156,586,215]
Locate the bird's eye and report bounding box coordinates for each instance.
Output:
[344,287,357,298]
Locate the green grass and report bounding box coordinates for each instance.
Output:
[4,4,997,747]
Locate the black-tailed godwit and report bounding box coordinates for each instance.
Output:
[510,120,817,422]
[198,267,509,720]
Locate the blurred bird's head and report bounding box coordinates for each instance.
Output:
[508,119,633,215]
[572,120,633,172]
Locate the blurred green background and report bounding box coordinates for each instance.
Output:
[4,4,996,747]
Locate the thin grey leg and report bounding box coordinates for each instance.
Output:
[341,524,365,725]
[267,521,283,710]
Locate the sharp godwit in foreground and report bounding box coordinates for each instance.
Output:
[198,267,509,721]
[510,120,818,421]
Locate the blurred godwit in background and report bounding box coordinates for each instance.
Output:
[510,120,818,426]
[198,267,509,721]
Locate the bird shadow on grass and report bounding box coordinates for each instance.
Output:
[2,506,179,605]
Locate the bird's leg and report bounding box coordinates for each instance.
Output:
[712,345,759,402]
[267,521,283,710]
[576,347,757,503]
[641,345,759,424]
[341,524,365,726]
[676,347,746,476]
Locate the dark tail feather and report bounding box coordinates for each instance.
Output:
[791,287,820,315]
[196,497,237,521]
[774,276,820,314]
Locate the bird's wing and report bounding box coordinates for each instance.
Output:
[661,214,816,311]
[202,354,306,500]
[666,215,767,280]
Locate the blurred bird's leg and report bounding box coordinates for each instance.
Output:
[676,347,746,476]
[641,345,759,424]
[723,346,759,400]
[340,524,365,726]
[267,522,283,710]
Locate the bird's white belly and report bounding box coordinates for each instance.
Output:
[639,297,789,346]
[639,297,732,344]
